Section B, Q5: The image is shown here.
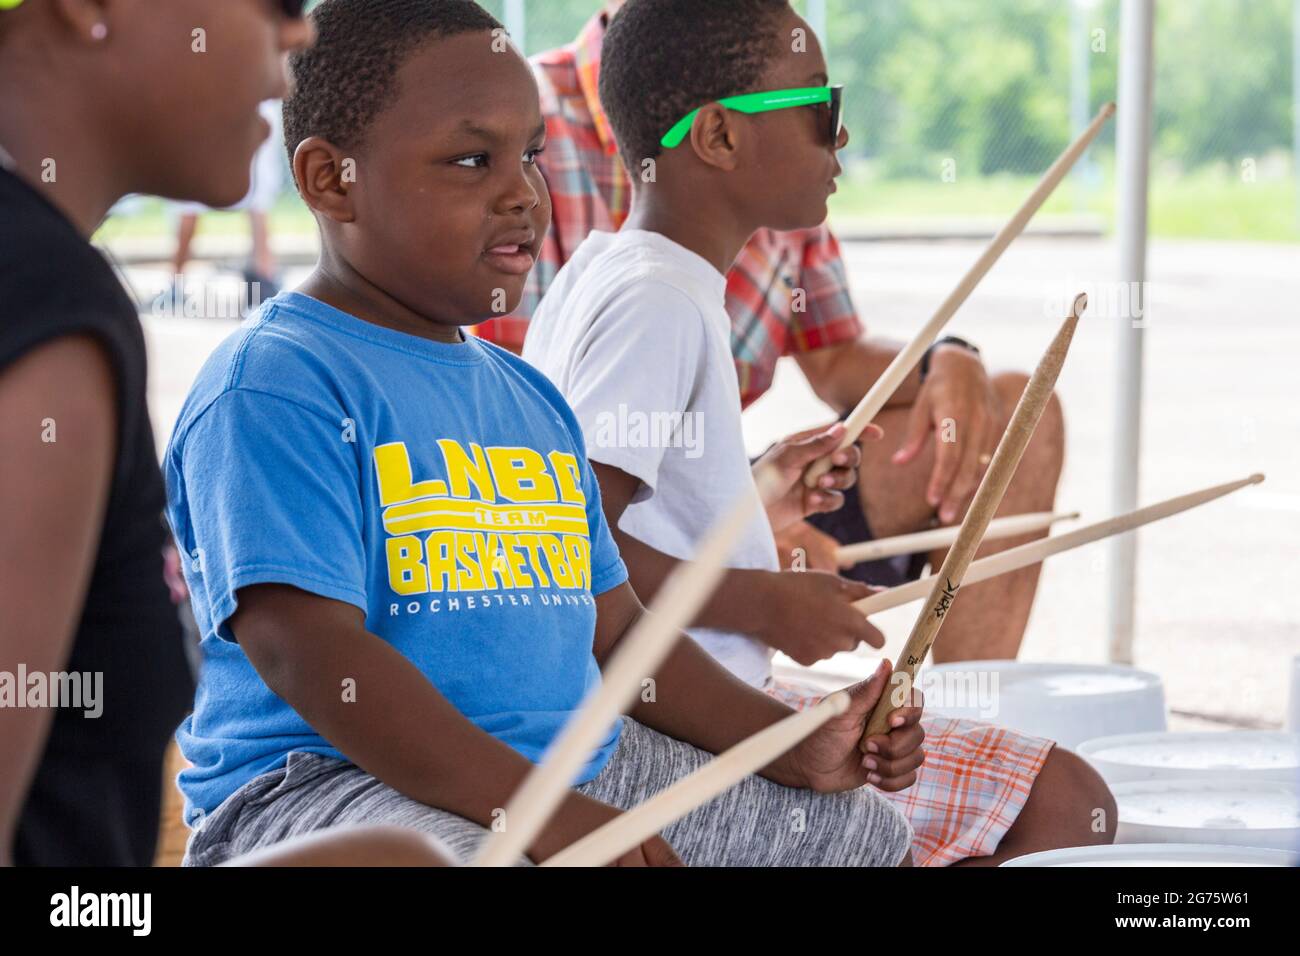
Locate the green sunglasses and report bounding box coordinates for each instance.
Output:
[660,85,844,150]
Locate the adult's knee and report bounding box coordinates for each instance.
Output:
[992,370,1065,471]
[1037,746,1116,845]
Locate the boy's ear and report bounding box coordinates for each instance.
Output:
[292,137,357,223]
[688,103,741,172]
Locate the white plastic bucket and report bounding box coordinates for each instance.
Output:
[1111,777,1300,851]
[920,660,1166,749]
[1002,843,1299,867]
[1078,731,1300,785]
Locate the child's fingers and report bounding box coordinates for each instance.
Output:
[771,424,849,472]
[814,464,858,492]
[861,705,925,757]
[862,745,927,786]
[859,699,924,743]
[828,583,888,650]
[868,720,925,760]
[842,658,891,721]
[890,688,925,718]
[642,836,685,867]
[779,421,845,444]
[866,761,923,793]
[829,440,862,470]
[858,619,886,650]
[775,423,878,483]
[804,488,845,515]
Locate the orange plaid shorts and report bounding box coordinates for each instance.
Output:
[766,678,1055,867]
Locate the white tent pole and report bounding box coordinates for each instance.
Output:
[505,0,527,55]
[1108,0,1156,665]
[1293,0,1299,231]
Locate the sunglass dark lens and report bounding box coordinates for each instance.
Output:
[282,0,307,18]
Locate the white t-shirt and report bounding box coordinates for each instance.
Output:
[524,229,777,686]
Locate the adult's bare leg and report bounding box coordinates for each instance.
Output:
[949,747,1115,867]
[171,212,200,276]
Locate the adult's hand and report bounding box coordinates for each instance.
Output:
[892,345,1000,525]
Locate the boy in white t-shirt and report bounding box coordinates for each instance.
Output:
[525,227,883,686]
[525,0,1116,866]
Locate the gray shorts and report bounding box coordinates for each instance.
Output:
[184,717,913,867]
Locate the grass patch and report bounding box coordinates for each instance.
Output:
[95,193,317,243]
[95,168,1299,246]
[827,165,1299,243]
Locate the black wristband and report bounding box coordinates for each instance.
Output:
[920,335,981,382]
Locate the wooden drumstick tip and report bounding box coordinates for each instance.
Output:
[1248,473,1266,484]
[1099,101,1117,118]
[1071,291,1088,317]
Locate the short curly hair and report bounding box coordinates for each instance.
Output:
[598,0,793,166]
[283,0,503,162]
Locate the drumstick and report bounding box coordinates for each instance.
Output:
[835,510,1078,567]
[853,474,1265,616]
[470,466,785,867]
[862,293,1087,740]
[803,102,1116,489]
[540,692,852,868]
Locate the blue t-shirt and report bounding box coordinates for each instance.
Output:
[165,292,628,822]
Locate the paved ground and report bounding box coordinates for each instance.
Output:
[127,234,1300,732]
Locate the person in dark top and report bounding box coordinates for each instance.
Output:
[0,0,452,868]
[0,159,199,865]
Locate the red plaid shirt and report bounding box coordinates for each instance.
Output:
[473,10,864,408]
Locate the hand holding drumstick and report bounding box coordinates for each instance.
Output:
[753,421,888,663]
[542,659,925,867]
[778,659,927,794]
[755,421,881,533]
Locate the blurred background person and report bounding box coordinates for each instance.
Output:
[168,99,287,305]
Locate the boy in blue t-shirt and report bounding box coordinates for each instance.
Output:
[167,0,918,867]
